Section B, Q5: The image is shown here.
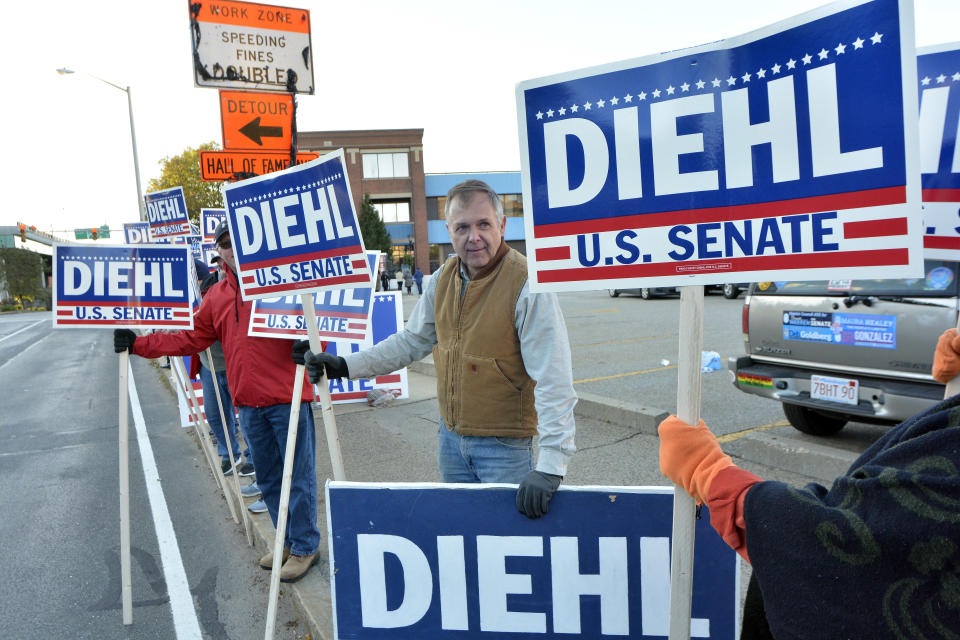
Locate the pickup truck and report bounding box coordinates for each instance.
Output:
[728,261,958,435]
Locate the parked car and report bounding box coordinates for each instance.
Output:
[706,283,752,298]
[728,261,958,435]
[607,287,679,299]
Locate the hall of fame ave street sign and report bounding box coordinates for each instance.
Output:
[516,0,922,293]
[199,150,319,181]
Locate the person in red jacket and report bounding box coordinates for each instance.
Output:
[114,221,320,582]
[659,330,960,639]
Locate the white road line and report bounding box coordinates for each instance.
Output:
[0,319,44,343]
[127,362,203,639]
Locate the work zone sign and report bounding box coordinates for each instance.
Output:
[220,90,293,151]
[188,0,314,94]
[516,0,922,292]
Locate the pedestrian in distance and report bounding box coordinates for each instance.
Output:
[297,179,577,518]
[403,269,413,294]
[413,267,423,295]
[379,270,389,292]
[396,269,403,291]
[658,328,960,639]
[114,221,321,582]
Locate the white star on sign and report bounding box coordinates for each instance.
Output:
[536,111,543,120]
[870,32,883,44]
[546,109,554,117]
[624,93,633,102]
[756,68,766,78]
[801,54,812,65]
[741,72,751,83]
[853,37,865,49]
[638,91,647,100]
[666,85,675,95]
[712,78,721,87]
[652,89,661,98]
[922,76,931,85]
[727,76,736,86]
[834,42,846,55]
[570,104,579,112]
[696,79,705,89]
[597,98,605,107]
[954,73,960,81]
[771,63,781,74]
[558,106,566,115]
[584,101,592,110]
[787,58,797,69]
[610,96,619,105]
[937,74,947,83]
[818,48,829,60]
[681,82,690,92]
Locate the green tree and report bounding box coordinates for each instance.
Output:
[358,195,392,254]
[147,142,224,227]
[0,248,42,305]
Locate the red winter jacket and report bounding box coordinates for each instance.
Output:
[132,265,312,407]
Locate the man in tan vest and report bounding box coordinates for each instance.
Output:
[295,179,577,518]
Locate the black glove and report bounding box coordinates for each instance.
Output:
[114,329,136,353]
[303,350,349,383]
[291,340,310,365]
[516,470,562,519]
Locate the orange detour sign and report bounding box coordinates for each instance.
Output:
[188,0,314,94]
[220,90,293,151]
[199,150,319,181]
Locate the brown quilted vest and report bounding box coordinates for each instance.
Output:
[433,246,538,436]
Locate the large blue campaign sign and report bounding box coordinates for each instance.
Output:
[248,252,379,344]
[918,42,960,260]
[144,186,191,241]
[327,483,737,639]
[324,291,409,403]
[201,208,226,243]
[516,0,922,292]
[52,244,193,330]
[223,149,371,301]
[123,222,150,244]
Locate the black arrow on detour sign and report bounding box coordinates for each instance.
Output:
[239,117,284,146]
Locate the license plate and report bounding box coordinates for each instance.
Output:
[810,374,859,406]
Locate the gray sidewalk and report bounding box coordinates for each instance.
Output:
[217,354,856,640]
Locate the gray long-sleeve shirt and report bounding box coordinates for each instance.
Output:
[344,261,577,476]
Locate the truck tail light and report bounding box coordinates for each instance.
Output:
[741,302,750,337]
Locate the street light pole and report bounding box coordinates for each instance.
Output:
[56,68,146,222]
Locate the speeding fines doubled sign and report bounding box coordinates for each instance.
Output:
[52,245,193,329]
[223,148,370,300]
[516,0,922,292]
[918,42,960,259]
[327,483,738,639]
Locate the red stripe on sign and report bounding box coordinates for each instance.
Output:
[253,317,266,325]
[250,327,305,335]
[55,319,193,327]
[56,310,72,316]
[534,186,907,238]
[347,323,367,329]
[62,300,190,308]
[243,274,371,296]
[241,245,364,270]
[332,391,368,400]
[924,235,960,249]
[375,374,402,383]
[922,189,960,202]
[242,276,255,284]
[352,259,368,269]
[536,246,571,261]
[255,308,367,319]
[536,248,910,283]
[843,217,908,239]
[318,331,365,339]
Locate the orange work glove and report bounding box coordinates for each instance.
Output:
[658,415,733,504]
[932,328,960,383]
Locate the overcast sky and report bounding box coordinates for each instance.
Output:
[4,0,959,237]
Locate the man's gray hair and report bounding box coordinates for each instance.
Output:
[444,179,504,222]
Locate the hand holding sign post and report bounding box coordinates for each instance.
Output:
[53,244,194,626]
[516,0,920,636]
[222,148,369,639]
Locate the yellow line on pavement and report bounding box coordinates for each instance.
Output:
[573,334,675,348]
[575,364,677,384]
[716,420,790,443]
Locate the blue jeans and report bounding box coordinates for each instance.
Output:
[437,418,533,483]
[199,365,249,462]
[239,403,320,556]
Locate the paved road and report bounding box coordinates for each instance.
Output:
[0,313,307,640]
